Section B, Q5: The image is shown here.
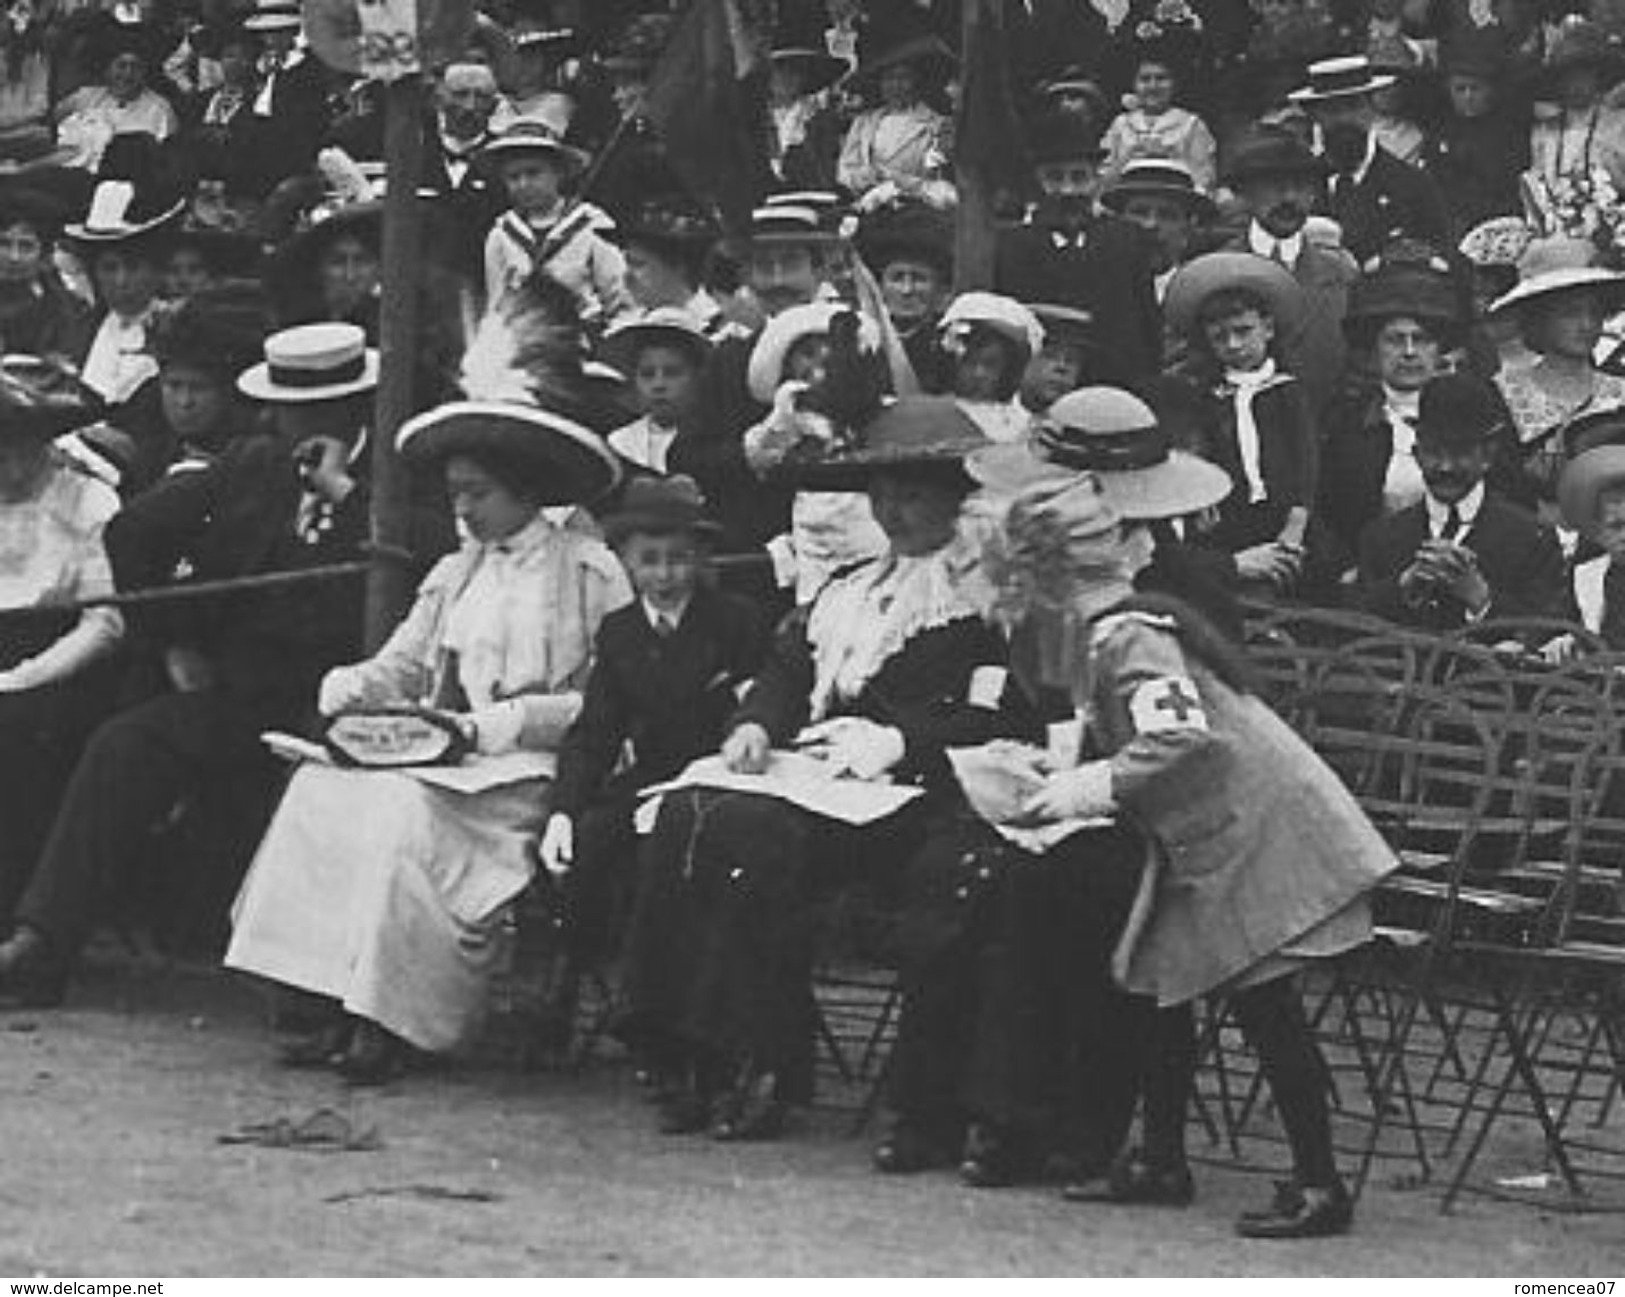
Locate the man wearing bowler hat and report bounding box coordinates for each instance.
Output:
[1290,55,1452,267]
[1221,125,1357,419]
[1356,372,1563,632]
[1099,158,1215,306]
[995,111,1161,390]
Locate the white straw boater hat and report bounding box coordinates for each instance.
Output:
[1288,55,1396,103]
[238,322,380,402]
[64,178,185,244]
[243,0,301,31]
[396,282,621,506]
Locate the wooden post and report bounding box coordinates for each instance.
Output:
[954,0,998,294]
[364,72,426,650]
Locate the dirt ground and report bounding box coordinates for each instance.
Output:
[1,958,1621,1279]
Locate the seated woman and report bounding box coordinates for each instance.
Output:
[618,396,1016,1141]
[225,315,632,1083]
[836,31,956,212]
[0,358,124,936]
[1491,237,1625,525]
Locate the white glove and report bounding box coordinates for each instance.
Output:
[1018,759,1116,825]
[538,813,574,876]
[0,669,26,694]
[802,717,906,781]
[317,665,374,717]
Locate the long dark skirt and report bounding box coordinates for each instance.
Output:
[618,786,934,1104]
[884,816,1150,1159]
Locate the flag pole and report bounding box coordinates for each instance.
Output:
[954,0,998,293]
[365,71,426,651]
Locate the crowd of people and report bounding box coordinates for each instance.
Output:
[4,0,1625,1249]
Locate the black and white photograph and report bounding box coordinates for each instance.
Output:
[0,0,1621,1282]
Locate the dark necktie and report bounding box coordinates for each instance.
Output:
[1440,505,1464,542]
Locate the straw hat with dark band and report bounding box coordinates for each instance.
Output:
[969,385,1232,520]
[238,323,379,402]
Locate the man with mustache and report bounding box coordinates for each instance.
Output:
[1221,126,1356,420]
[1356,372,1563,632]
[1290,55,1451,268]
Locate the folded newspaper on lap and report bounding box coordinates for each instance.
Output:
[638,752,923,825]
[948,742,1113,853]
[261,732,555,793]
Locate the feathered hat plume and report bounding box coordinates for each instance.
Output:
[396,273,620,506]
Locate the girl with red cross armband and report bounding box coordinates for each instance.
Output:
[982,472,1399,1240]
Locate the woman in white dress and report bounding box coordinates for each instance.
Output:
[226,310,631,1082]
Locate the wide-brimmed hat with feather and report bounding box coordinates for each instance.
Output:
[396,277,621,506]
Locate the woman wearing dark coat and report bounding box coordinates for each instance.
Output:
[618,397,1021,1141]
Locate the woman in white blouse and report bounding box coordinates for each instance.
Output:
[0,359,123,930]
[226,390,630,1083]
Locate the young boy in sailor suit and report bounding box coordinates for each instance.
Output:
[481,118,632,326]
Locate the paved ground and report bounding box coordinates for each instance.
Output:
[0,958,1621,1278]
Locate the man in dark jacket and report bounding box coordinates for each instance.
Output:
[0,324,421,1004]
[1292,55,1452,266]
[1358,372,1564,631]
[995,112,1161,390]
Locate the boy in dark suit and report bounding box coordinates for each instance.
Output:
[539,476,770,1040]
[1358,372,1564,632]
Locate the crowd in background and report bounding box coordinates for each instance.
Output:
[0,0,1623,1246]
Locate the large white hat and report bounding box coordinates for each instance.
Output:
[237,323,380,403]
[1288,55,1396,103]
[969,386,1232,520]
[746,302,881,403]
[64,178,184,244]
[1488,236,1625,315]
[939,292,1045,356]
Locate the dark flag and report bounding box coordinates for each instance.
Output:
[954,0,1034,200]
[642,0,776,237]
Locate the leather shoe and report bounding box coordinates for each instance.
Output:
[1064,1152,1194,1206]
[710,1071,789,1142]
[338,1021,406,1086]
[0,927,66,1009]
[1235,1179,1353,1239]
[958,1123,1027,1189]
[872,1124,954,1175]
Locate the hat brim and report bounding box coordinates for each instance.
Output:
[1099,182,1217,221]
[1163,252,1306,338]
[479,137,590,171]
[772,48,848,93]
[1490,267,1625,314]
[64,197,187,245]
[602,321,712,370]
[397,400,621,505]
[602,506,725,543]
[842,40,957,97]
[1288,73,1396,102]
[237,350,380,402]
[967,442,1232,519]
[243,13,301,30]
[1559,444,1625,536]
[768,439,985,492]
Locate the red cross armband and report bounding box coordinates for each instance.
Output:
[1128,676,1208,735]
